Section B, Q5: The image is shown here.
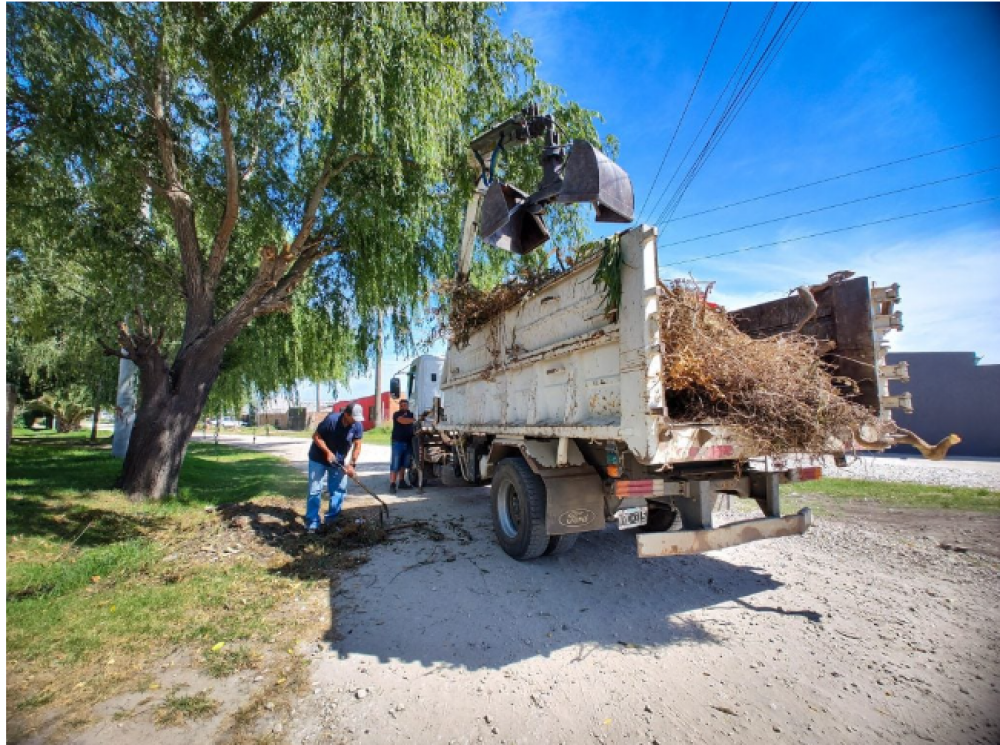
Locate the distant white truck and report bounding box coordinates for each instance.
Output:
[393,225,906,560]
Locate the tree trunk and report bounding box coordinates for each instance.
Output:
[374,312,383,427]
[90,405,100,441]
[119,348,223,498]
[6,384,15,446]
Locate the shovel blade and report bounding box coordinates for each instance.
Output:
[557,140,634,223]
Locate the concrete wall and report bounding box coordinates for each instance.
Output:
[886,352,1000,457]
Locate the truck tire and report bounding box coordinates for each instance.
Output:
[491,458,549,561]
[543,532,579,556]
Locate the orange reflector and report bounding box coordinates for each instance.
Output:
[792,466,823,482]
[607,465,621,478]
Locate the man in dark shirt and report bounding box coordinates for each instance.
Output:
[306,402,364,533]
[389,399,416,494]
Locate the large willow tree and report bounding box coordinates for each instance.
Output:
[7,2,613,498]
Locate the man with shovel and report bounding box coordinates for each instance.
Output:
[306,402,364,534]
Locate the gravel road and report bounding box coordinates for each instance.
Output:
[34,436,997,745]
[187,435,999,745]
[821,453,1000,490]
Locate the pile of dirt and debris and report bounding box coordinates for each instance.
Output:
[657,279,888,456]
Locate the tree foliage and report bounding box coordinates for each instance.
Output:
[6,2,620,495]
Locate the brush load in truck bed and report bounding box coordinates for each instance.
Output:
[439,225,901,464]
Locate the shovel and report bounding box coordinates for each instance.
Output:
[347,471,390,527]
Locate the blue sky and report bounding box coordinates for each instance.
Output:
[324,1,1000,405]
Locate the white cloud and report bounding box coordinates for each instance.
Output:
[667,227,1000,363]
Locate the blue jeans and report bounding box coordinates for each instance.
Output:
[390,441,412,473]
[306,459,348,529]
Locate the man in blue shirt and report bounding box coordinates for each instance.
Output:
[389,399,416,494]
[306,403,364,533]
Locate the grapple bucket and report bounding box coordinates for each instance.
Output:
[479,181,550,255]
[557,140,634,223]
[479,181,525,240]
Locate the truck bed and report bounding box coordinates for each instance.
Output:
[440,225,896,465]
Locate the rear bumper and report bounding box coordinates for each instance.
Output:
[635,508,813,558]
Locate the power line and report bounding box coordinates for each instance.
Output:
[657,2,809,227]
[660,195,999,267]
[643,3,778,226]
[655,3,810,228]
[653,3,810,229]
[637,3,732,223]
[660,165,1000,247]
[669,133,1000,223]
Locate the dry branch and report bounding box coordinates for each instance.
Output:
[657,279,889,457]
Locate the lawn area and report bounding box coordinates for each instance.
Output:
[209,423,394,446]
[5,430,384,739]
[773,477,1000,516]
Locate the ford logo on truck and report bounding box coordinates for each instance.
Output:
[559,509,596,528]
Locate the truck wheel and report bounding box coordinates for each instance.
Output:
[491,458,549,560]
[543,532,579,556]
[408,463,423,489]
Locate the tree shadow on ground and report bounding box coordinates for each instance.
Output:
[7,436,121,496]
[6,497,170,546]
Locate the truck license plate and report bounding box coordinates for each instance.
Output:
[616,506,648,530]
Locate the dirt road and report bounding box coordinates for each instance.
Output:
[193,434,1000,745]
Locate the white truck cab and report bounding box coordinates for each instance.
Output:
[390,355,444,418]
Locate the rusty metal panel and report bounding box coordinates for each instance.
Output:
[635,509,813,557]
[728,277,882,412]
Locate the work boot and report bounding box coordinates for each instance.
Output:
[398,481,413,491]
[389,482,397,495]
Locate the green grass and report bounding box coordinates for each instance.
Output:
[360,424,392,446]
[154,689,220,727]
[797,477,1000,513]
[232,423,394,446]
[202,646,261,678]
[5,430,320,725]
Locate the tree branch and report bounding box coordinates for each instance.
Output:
[233,2,274,35]
[241,142,260,182]
[100,340,130,360]
[288,152,365,256]
[205,90,240,293]
[149,30,207,322]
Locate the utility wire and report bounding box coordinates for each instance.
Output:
[670,133,1000,222]
[660,196,999,267]
[644,3,778,226]
[637,3,732,223]
[662,4,810,226]
[660,165,1000,247]
[650,2,799,228]
[654,3,810,229]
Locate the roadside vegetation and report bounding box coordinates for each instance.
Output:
[197,423,394,446]
[6,431,385,741]
[797,477,1000,513]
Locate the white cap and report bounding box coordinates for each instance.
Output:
[348,403,364,421]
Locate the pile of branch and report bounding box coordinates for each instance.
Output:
[437,269,564,348]
[657,279,888,456]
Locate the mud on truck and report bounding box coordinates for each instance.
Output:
[394,107,931,561]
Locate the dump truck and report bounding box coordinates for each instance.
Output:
[394,107,909,560]
[399,225,907,560]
